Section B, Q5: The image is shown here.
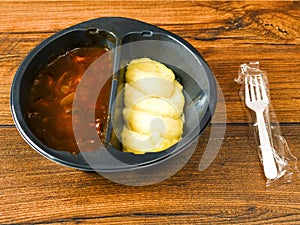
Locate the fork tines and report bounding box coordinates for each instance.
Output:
[245,75,268,103]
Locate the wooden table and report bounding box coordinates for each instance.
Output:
[1,1,299,224]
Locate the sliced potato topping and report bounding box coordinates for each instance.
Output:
[121,58,185,154]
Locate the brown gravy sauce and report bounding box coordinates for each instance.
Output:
[26,47,112,154]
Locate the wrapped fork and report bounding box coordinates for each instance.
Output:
[235,62,299,186]
[245,75,278,179]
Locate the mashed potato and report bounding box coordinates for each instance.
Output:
[121,58,185,154]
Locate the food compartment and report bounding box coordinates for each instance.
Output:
[106,31,210,164]
[18,29,118,158]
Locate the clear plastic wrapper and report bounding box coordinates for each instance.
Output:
[235,62,299,187]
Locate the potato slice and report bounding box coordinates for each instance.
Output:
[126,58,175,97]
[123,107,183,139]
[124,82,184,116]
[121,127,179,154]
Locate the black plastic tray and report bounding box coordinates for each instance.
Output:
[10,17,217,172]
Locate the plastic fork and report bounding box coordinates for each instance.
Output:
[245,75,278,179]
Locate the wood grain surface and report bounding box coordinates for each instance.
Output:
[1,1,299,224]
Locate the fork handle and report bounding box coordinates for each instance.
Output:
[256,111,278,179]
